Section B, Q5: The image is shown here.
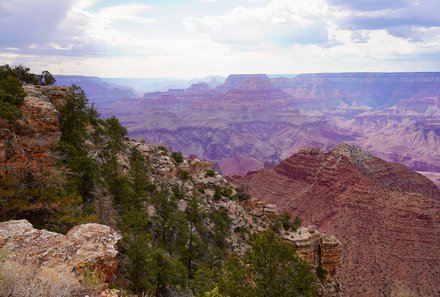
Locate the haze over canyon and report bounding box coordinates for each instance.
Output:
[57,72,440,187]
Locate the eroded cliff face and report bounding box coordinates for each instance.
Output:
[237,144,440,297]
[0,220,121,296]
[272,72,440,109]
[0,85,68,179]
[283,227,341,278]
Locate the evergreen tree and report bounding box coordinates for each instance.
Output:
[244,230,316,297]
[38,70,56,86]
[184,194,207,278]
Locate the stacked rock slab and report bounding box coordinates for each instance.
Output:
[283,226,342,279]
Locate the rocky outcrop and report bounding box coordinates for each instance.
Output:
[122,140,342,296]
[237,144,440,297]
[283,226,341,280]
[0,85,68,179]
[0,220,121,289]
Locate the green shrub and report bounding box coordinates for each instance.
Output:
[38,70,56,86]
[220,186,233,198]
[316,265,328,281]
[0,76,26,105]
[171,151,184,163]
[0,101,22,122]
[213,187,222,201]
[178,170,191,181]
[158,145,168,154]
[233,186,251,202]
[205,170,216,177]
[0,64,39,85]
[271,213,302,233]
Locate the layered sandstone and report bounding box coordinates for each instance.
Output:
[237,144,440,297]
[283,226,342,280]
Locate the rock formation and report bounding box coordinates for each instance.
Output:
[0,83,343,296]
[0,220,121,295]
[236,144,440,297]
[0,85,67,179]
[272,72,440,109]
[283,226,341,279]
[93,73,440,185]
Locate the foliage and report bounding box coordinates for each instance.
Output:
[178,170,191,181]
[157,145,168,154]
[220,186,233,198]
[0,101,22,122]
[0,76,26,105]
[316,265,328,281]
[0,261,81,297]
[171,151,184,163]
[211,231,317,297]
[233,185,251,202]
[213,187,222,201]
[0,64,39,85]
[271,213,302,233]
[38,70,56,86]
[82,268,103,291]
[0,171,96,233]
[59,85,89,148]
[204,286,229,297]
[243,230,317,297]
[0,72,26,122]
[104,116,127,151]
[209,208,231,251]
[217,257,252,297]
[205,170,216,177]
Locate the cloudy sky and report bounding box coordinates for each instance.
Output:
[1,0,439,78]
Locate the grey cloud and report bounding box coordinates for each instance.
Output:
[332,0,440,40]
[327,0,411,11]
[0,0,76,47]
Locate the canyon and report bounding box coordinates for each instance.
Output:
[1,84,342,296]
[88,73,440,187]
[235,144,440,297]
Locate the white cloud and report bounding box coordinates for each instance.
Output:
[184,0,331,47]
[1,0,439,77]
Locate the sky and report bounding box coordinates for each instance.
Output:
[0,0,439,78]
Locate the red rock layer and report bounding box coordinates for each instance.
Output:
[0,86,68,180]
[237,144,440,297]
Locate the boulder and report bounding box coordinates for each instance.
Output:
[0,220,121,285]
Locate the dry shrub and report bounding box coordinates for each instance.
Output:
[0,260,82,297]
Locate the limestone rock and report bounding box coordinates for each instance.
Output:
[283,226,342,278]
[0,220,121,285]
